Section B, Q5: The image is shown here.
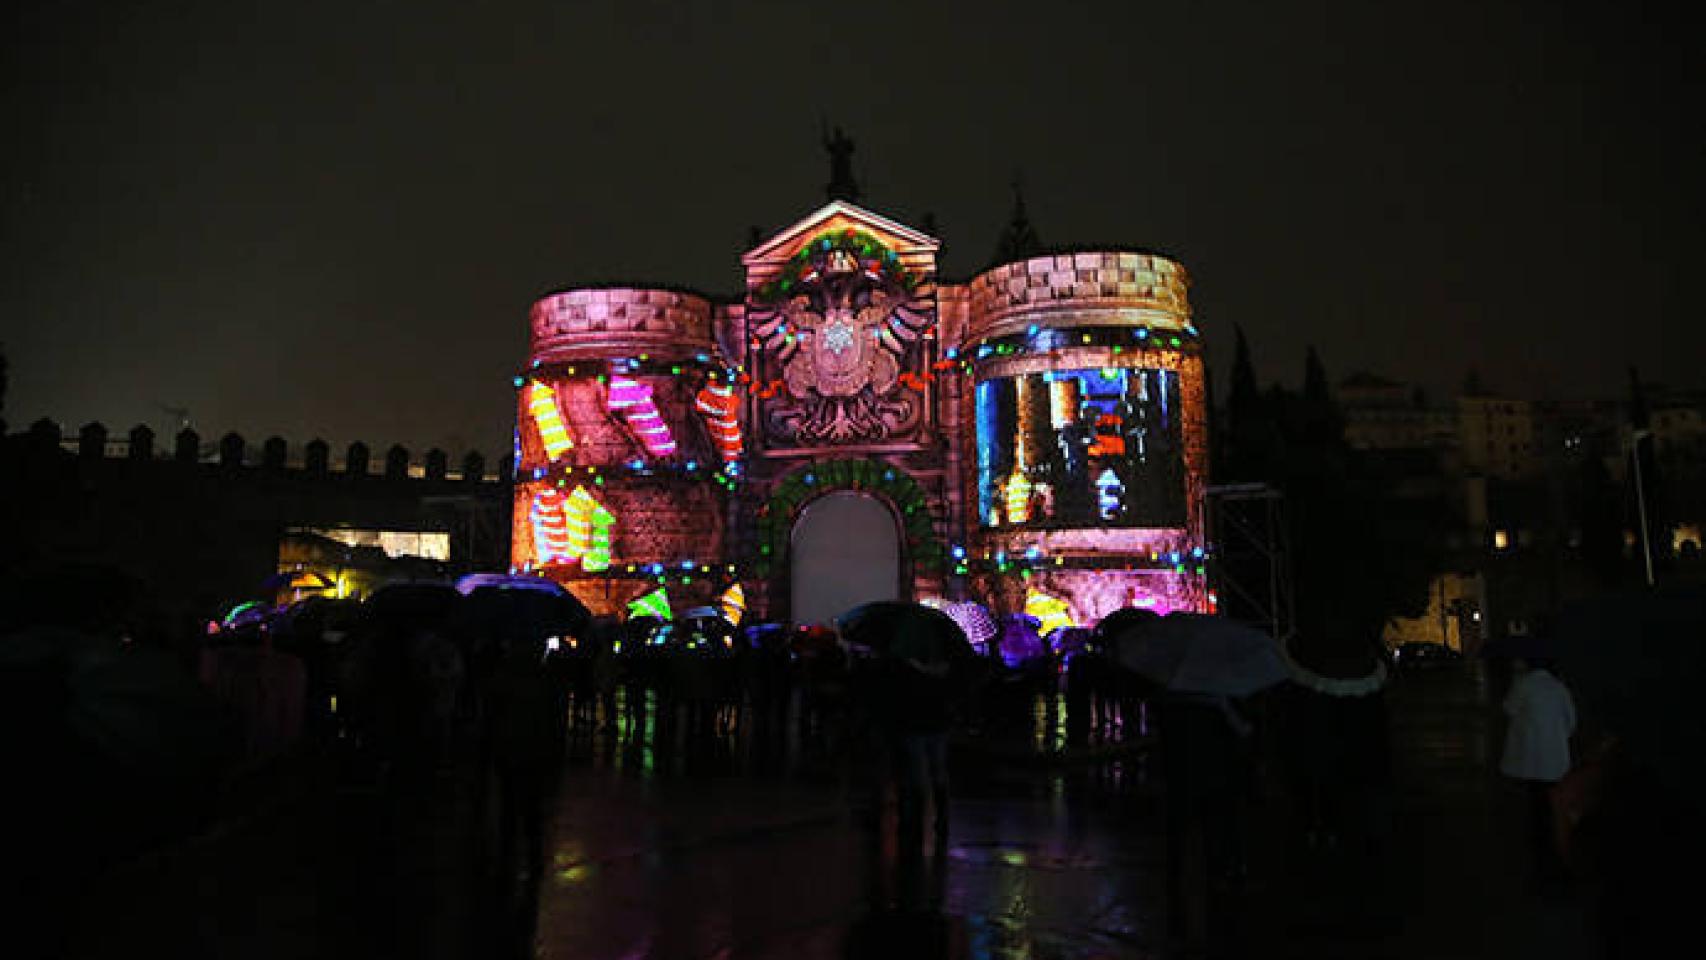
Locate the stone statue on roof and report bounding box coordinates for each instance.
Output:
[823,125,861,203]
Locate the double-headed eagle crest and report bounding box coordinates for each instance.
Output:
[748,231,934,443]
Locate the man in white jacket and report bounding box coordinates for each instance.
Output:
[1500,657,1576,888]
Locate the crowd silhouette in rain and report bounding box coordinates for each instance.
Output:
[3,563,1699,959]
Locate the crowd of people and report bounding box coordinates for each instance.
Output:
[5,565,1697,959]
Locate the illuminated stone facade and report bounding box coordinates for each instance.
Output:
[513,200,1209,625]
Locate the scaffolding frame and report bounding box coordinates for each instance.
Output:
[1205,482,1295,642]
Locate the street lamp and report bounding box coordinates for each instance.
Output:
[1630,428,1655,587]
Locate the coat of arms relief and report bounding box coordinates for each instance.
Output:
[748,230,936,445]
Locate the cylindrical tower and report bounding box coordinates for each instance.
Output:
[958,251,1210,625]
[513,287,740,618]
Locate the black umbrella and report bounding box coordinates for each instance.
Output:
[464,583,590,643]
[1554,585,1706,785]
[836,600,973,669]
[1106,612,1289,697]
[366,581,462,630]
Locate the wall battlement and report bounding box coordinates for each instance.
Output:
[21,418,509,484]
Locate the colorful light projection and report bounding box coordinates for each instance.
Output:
[607,375,677,457]
[530,489,574,564]
[530,485,616,570]
[628,587,672,620]
[564,487,596,558]
[525,381,575,461]
[716,582,746,625]
[1024,590,1075,636]
[584,505,614,573]
[695,381,742,464]
[976,367,1185,530]
[1004,469,1033,525]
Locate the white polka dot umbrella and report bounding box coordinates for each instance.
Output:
[944,601,999,646]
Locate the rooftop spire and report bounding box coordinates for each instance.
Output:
[991,174,1042,266]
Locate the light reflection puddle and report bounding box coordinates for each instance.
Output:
[946,842,1103,871]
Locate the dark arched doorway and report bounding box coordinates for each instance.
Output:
[789,491,901,626]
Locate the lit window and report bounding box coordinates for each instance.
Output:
[1493,530,1510,550]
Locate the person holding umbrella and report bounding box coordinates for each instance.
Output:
[838,601,974,857]
[1102,609,1289,953]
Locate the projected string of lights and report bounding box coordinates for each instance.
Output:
[968,322,1200,359]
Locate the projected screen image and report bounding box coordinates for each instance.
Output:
[976,367,1185,530]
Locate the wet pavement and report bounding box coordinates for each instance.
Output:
[63,664,1599,959]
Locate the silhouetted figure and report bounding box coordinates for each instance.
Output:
[1571,738,1700,958]
[1,569,229,960]
[878,654,954,855]
[199,626,307,765]
[1160,691,1255,955]
[483,636,559,887]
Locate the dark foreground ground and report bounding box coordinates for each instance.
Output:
[62,662,1597,959]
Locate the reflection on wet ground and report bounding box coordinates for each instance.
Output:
[524,687,1164,959]
[65,666,1596,960]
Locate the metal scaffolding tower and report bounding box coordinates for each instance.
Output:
[1206,482,1295,642]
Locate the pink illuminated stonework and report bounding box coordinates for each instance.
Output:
[512,200,1209,625]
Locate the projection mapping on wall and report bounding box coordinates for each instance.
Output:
[976,367,1185,530]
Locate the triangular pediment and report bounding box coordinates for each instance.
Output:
[742,200,939,266]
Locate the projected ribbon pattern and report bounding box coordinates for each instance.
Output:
[607,375,677,457]
[530,489,573,564]
[695,381,743,463]
[526,381,575,461]
[532,485,615,570]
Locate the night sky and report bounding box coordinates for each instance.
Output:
[4,1,1700,455]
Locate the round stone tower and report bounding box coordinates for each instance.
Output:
[513,287,737,617]
[958,251,1210,624]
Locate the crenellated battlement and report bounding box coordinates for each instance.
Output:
[20,418,509,484]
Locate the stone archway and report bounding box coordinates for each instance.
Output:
[788,491,901,627]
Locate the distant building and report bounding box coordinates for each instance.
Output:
[1338,372,1455,453]
[1457,394,1538,480]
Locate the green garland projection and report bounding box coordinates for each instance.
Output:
[754,458,943,576]
[753,229,921,304]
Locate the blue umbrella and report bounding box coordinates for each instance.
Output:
[1109,612,1287,697]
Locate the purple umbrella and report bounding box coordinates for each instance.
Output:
[998,614,1048,668]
